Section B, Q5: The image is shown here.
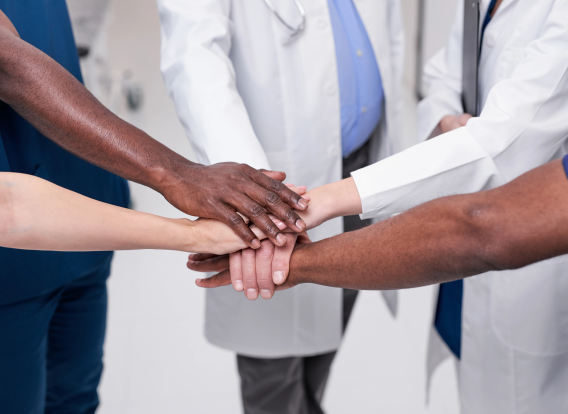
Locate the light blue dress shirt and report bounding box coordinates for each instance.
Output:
[328,0,384,158]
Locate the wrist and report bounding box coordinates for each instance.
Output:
[170,218,200,253]
[288,243,310,286]
[149,155,198,196]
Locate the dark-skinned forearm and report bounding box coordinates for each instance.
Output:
[288,160,568,290]
[288,199,494,290]
[0,22,311,247]
[0,26,192,193]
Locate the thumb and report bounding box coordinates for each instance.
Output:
[260,169,286,182]
[196,270,232,288]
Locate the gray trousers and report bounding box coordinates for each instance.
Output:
[237,141,372,414]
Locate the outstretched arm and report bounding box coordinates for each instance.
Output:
[0,172,288,255]
[195,159,568,291]
[0,10,307,249]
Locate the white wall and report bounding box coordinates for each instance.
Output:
[91,0,461,412]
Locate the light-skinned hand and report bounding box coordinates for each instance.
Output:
[439,113,473,134]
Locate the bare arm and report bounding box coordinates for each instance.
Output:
[195,159,568,291]
[0,172,287,255]
[0,11,307,249]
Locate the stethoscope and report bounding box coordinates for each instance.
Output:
[262,0,306,41]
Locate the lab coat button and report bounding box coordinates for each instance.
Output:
[463,323,471,334]
[317,18,326,29]
[325,84,335,95]
[485,33,496,48]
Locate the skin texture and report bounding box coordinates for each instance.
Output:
[0,11,308,249]
[0,173,308,255]
[191,159,568,293]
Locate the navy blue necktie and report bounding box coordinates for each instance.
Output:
[434,0,498,359]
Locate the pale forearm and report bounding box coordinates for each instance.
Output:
[0,173,197,252]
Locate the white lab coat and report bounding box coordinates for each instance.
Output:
[352,0,568,412]
[157,0,404,357]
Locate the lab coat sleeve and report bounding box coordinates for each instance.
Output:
[157,0,271,169]
[417,1,465,141]
[352,0,568,220]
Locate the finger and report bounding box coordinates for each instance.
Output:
[255,240,276,299]
[196,270,232,288]
[228,192,289,247]
[187,254,230,273]
[218,203,261,249]
[284,184,307,196]
[229,251,244,292]
[241,182,307,233]
[260,169,286,182]
[188,253,217,262]
[272,233,297,285]
[242,248,259,300]
[254,168,309,211]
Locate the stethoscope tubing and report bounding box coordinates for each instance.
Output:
[263,0,306,39]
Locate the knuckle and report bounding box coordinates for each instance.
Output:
[270,180,285,193]
[248,203,265,218]
[284,209,299,222]
[257,248,274,260]
[230,173,245,184]
[264,192,280,206]
[238,163,253,175]
[228,214,243,226]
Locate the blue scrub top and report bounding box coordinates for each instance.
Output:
[0,0,129,306]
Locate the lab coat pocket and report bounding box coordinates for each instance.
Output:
[490,255,568,356]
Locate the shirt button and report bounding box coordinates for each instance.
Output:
[316,18,326,29]
[361,106,367,113]
[356,50,363,57]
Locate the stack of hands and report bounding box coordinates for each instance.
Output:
[187,182,330,300]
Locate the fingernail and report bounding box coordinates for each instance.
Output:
[295,219,306,230]
[276,233,287,245]
[196,278,202,284]
[275,220,287,230]
[234,280,243,291]
[260,290,272,299]
[273,271,284,284]
[252,239,261,249]
[246,289,258,300]
[298,186,307,190]
[298,198,309,209]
